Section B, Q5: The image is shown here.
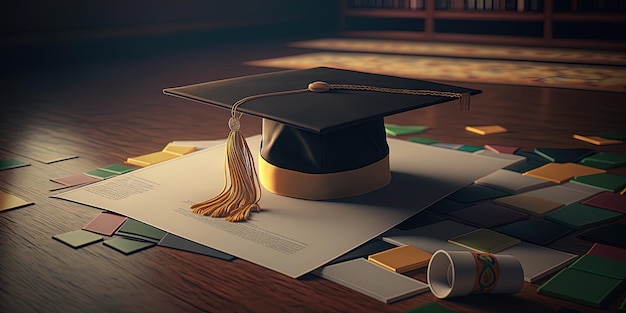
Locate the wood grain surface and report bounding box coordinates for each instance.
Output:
[1,36,625,313]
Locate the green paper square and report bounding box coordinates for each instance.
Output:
[53,230,103,248]
[100,163,137,174]
[580,152,626,169]
[569,254,626,280]
[537,267,622,308]
[571,173,626,192]
[544,203,623,230]
[457,145,484,153]
[0,158,30,170]
[384,124,428,136]
[406,301,457,313]
[84,168,119,179]
[448,228,520,253]
[103,237,155,255]
[116,218,166,242]
[407,137,438,145]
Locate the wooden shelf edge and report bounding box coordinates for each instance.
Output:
[433,10,545,21]
[342,31,626,50]
[553,12,626,22]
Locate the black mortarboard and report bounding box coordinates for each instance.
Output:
[164,67,480,221]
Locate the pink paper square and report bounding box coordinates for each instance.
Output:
[484,144,520,154]
[586,243,626,263]
[582,191,626,214]
[83,212,128,236]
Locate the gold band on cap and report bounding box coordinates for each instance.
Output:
[259,155,392,200]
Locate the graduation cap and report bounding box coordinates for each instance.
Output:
[164,67,480,222]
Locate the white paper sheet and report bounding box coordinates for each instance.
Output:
[53,136,523,278]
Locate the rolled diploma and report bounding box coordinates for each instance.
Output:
[427,250,523,299]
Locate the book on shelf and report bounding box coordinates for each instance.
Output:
[348,0,415,9]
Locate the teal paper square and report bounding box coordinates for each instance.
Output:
[537,267,622,308]
[545,203,623,229]
[571,173,626,192]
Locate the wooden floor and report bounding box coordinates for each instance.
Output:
[1,33,625,313]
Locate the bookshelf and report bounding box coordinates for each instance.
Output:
[340,0,626,50]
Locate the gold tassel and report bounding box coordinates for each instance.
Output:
[190,116,261,222]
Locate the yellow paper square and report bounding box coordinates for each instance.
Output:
[573,134,623,146]
[0,190,34,212]
[126,144,196,167]
[523,163,606,184]
[126,151,179,167]
[465,125,508,135]
[368,245,432,273]
[163,144,196,156]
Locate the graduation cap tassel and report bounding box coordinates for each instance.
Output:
[190,89,309,222]
[190,115,261,222]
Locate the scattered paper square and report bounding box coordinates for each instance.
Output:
[83,212,128,236]
[537,267,622,308]
[103,237,155,255]
[368,245,432,273]
[52,230,103,248]
[493,219,573,246]
[313,258,429,304]
[475,169,555,194]
[569,254,626,280]
[457,144,484,153]
[586,243,626,263]
[465,125,507,135]
[493,194,563,215]
[499,242,577,283]
[523,162,605,184]
[0,190,34,212]
[126,144,196,167]
[407,137,438,145]
[384,124,428,136]
[544,203,623,230]
[582,191,626,214]
[0,158,30,171]
[573,134,623,146]
[484,144,519,154]
[99,163,137,174]
[448,228,520,253]
[580,152,626,169]
[570,173,626,192]
[522,183,602,205]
